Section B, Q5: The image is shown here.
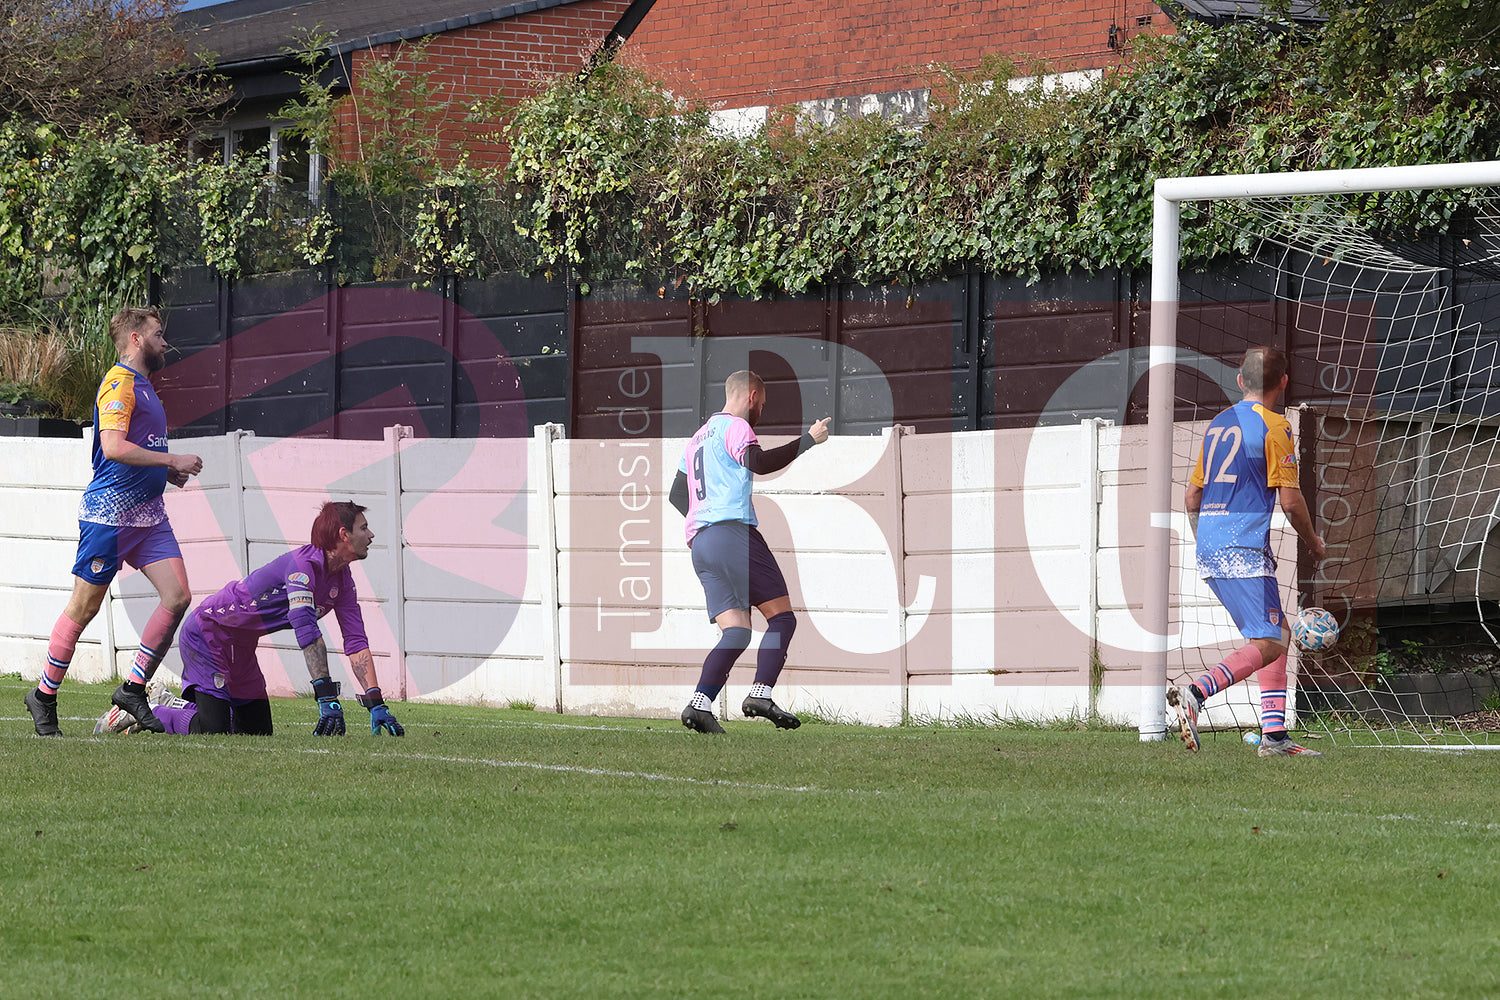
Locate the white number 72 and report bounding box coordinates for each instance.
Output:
[1202,425,1242,484]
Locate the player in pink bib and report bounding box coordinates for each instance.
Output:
[669,370,830,733]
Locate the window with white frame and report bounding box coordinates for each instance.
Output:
[193,122,323,203]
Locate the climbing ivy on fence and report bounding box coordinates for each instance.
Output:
[502,20,1500,297]
[1,13,1498,338]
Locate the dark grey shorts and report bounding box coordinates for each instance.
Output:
[689,520,789,620]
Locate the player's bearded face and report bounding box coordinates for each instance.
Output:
[747,389,764,426]
[138,322,169,373]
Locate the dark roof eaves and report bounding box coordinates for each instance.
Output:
[327,0,587,56]
[207,51,305,75]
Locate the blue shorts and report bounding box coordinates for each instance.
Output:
[1206,576,1287,641]
[72,519,182,585]
[690,521,789,621]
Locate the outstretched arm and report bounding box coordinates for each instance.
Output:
[302,636,331,682]
[742,418,831,475]
[349,647,404,736]
[329,595,403,736]
[347,647,378,692]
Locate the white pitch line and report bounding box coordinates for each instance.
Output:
[1221,802,1500,834]
[1362,744,1500,752]
[159,739,878,795]
[429,716,696,735]
[410,715,903,739]
[400,751,879,794]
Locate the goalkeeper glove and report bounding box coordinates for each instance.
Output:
[312,678,345,736]
[359,687,405,737]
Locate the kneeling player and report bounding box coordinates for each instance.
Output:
[177,501,404,736]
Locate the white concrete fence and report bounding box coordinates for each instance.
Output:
[0,420,1278,726]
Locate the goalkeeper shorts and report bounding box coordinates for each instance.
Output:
[179,612,271,703]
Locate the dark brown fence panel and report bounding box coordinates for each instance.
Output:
[157,265,228,439]
[155,259,1500,441]
[981,269,1133,429]
[157,270,571,440]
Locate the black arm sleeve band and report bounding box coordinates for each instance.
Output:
[743,434,814,476]
[669,469,689,516]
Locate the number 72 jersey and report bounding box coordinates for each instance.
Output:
[1190,400,1301,579]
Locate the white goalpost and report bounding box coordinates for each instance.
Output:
[1143,160,1500,746]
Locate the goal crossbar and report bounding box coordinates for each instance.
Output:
[1141,160,1500,741]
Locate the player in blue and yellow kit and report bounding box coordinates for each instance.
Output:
[669,370,830,733]
[23,306,203,736]
[1173,347,1327,757]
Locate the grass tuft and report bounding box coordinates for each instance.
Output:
[903,707,1134,731]
[791,698,862,726]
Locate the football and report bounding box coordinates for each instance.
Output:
[1292,606,1339,652]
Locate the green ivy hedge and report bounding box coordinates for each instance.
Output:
[2,14,1498,344]
[505,20,1500,298]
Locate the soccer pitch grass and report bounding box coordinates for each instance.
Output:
[2,678,1498,1000]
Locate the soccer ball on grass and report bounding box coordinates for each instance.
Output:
[1292,607,1339,652]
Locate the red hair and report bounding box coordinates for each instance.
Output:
[311,501,366,551]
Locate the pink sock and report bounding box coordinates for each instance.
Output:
[127,604,181,686]
[40,614,86,696]
[1257,654,1288,731]
[1193,644,1264,699]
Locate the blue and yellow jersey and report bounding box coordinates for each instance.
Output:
[78,363,169,527]
[1190,400,1300,579]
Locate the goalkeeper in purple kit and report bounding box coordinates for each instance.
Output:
[176,501,404,736]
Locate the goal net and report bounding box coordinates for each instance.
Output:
[1145,162,1500,749]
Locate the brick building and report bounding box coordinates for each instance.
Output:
[627,0,1168,128]
[180,0,634,184]
[179,0,1207,176]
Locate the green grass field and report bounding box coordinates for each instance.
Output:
[3,676,1498,1000]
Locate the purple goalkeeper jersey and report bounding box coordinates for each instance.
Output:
[194,544,369,654]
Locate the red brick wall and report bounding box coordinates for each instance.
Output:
[333,0,632,169]
[625,0,1173,109]
[330,0,1171,169]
